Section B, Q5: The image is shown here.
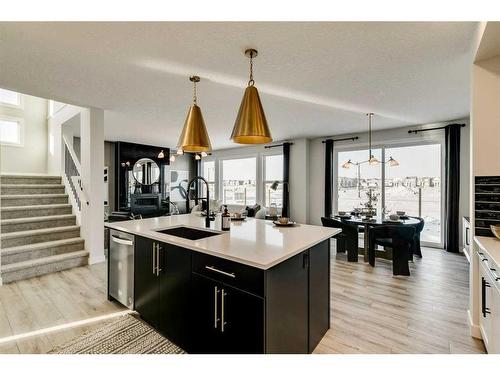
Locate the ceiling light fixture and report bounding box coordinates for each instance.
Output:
[170,154,176,162]
[158,150,165,159]
[341,113,399,169]
[230,49,272,144]
[176,149,184,155]
[177,76,212,153]
[195,154,201,160]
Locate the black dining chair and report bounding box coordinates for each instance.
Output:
[368,225,416,276]
[321,217,359,262]
[409,216,425,259]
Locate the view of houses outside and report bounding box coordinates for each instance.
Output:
[222,157,257,205]
[338,143,442,245]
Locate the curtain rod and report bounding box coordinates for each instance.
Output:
[264,142,294,149]
[408,123,466,134]
[322,136,359,144]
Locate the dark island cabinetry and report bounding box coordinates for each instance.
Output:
[134,236,191,350]
[130,235,330,354]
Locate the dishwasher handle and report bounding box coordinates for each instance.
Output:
[111,235,134,246]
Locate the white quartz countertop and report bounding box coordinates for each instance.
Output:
[475,236,500,267]
[105,215,340,270]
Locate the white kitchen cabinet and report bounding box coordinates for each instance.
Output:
[478,250,500,353]
[463,218,471,262]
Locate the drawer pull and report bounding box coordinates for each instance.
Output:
[205,265,236,278]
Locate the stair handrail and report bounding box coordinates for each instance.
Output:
[62,135,89,211]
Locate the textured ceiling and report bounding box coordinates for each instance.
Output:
[0,22,478,149]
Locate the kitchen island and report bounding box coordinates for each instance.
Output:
[105,215,340,354]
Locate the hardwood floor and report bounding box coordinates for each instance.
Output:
[0,246,485,354]
[314,246,485,354]
[0,262,126,354]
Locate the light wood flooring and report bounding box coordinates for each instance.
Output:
[0,262,126,354]
[0,247,485,354]
[314,246,485,354]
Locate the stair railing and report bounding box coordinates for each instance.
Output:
[62,136,89,224]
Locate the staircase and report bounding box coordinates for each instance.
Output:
[0,175,88,284]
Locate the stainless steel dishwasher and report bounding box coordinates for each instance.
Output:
[109,229,134,309]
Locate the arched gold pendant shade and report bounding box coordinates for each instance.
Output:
[231,85,272,144]
[177,104,212,152]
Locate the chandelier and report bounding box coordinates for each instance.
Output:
[342,113,399,169]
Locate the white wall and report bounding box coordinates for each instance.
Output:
[0,94,48,174]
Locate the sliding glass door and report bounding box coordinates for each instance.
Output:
[337,148,382,214]
[336,142,443,248]
[384,143,442,246]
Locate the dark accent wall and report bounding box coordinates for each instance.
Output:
[475,176,500,237]
[115,141,169,211]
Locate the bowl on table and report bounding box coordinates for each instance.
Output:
[396,211,406,216]
[491,224,500,240]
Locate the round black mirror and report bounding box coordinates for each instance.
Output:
[132,158,160,185]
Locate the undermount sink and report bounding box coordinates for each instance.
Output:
[154,226,222,240]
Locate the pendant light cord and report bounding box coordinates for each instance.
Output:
[248,51,255,86]
[368,113,373,158]
[193,80,198,105]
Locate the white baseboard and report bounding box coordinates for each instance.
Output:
[89,255,106,265]
[468,309,482,339]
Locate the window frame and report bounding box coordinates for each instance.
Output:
[262,151,284,209]
[0,115,24,147]
[219,155,258,207]
[334,137,445,249]
[0,89,24,109]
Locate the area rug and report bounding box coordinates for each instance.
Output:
[49,314,185,354]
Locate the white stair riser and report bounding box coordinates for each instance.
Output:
[1,255,89,284]
[2,228,81,248]
[1,241,85,265]
[1,217,76,233]
[1,196,68,207]
[1,186,65,195]
[0,206,72,219]
[0,177,62,185]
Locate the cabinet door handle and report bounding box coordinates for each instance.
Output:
[214,286,219,329]
[303,252,309,269]
[156,244,161,276]
[152,243,156,275]
[221,289,226,333]
[205,265,236,278]
[465,227,470,246]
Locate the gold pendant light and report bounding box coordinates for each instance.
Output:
[177,76,212,153]
[231,49,272,144]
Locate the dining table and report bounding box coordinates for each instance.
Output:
[333,214,420,262]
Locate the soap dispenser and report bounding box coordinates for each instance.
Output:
[221,205,231,231]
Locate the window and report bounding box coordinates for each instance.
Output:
[384,144,442,244]
[202,160,216,197]
[264,154,283,207]
[0,117,23,146]
[336,143,443,247]
[337,148,382,214]
[221,157,256,206]
[0,88,21,107]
